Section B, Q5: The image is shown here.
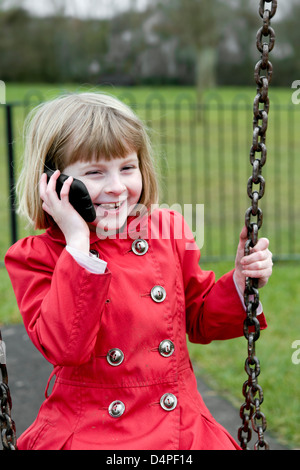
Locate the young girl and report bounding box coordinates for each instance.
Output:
[5,92,272,450]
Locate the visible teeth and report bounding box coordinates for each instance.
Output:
[100,202,121,210]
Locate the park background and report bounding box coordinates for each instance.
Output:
[0,0,299,449]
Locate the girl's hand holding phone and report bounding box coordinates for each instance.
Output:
[39,170,90,254]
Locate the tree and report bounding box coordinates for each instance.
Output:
[154,0,220,99]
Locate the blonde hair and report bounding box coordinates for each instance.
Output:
[17,92,159,229]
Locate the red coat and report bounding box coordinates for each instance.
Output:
[5,210,267,450]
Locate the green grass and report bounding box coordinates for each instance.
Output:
[1,83,300,448]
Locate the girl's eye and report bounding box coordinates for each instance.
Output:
[122,165,135,171]
[85,170,103,175]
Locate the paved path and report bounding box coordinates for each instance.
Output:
[1,324,290,450]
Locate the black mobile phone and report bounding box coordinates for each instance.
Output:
[45,169,96,222]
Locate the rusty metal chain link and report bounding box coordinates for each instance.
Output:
[238,0,277,451]
[0,331,17,450]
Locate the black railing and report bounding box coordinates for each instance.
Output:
[4,104,18,246]
[1,91,299,263]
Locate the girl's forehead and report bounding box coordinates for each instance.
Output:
[62,136,139,167]
[67,151,139,168]
[86,151,138,164]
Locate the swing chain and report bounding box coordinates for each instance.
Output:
[238,0,277,451]
[0,334,17,451]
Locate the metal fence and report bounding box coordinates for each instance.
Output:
[1,90,299,264]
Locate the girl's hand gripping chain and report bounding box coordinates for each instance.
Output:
[39,170,90,254]
[234,226,273,294]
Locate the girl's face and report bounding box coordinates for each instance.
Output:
[63,152,143,233]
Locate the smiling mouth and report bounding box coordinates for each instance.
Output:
[95,201,125,211]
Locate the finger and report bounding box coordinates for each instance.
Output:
[40,171,62,214]
[252,237,270,252]
[241,240,270,264]
[236,226,249,260]
[241,249,271,266]
[238,226,248,248]
[239,225,248,241]
[241,267,272,282]
[242,256,272,272]
[46,169,60,191]
[39,172,48,200]
[41,201,51,215]
[59,176,73,200]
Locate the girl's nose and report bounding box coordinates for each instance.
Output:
[104,174,126,195]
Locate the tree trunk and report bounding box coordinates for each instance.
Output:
[196,47,217,100]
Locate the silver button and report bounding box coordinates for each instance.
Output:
[160,393,177,411]
[108,400,125,418]
[151,286,166,303]
[132,239,149,256]
[159,340,175,357]
[107,348,124,366]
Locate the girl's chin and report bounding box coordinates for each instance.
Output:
[89,215,128,237]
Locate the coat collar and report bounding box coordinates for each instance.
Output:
[44,213,151,246]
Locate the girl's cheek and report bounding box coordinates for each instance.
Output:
[81,180,101,200]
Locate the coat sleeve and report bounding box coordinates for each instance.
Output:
[171,211,267,344]
[5,236,111,366]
